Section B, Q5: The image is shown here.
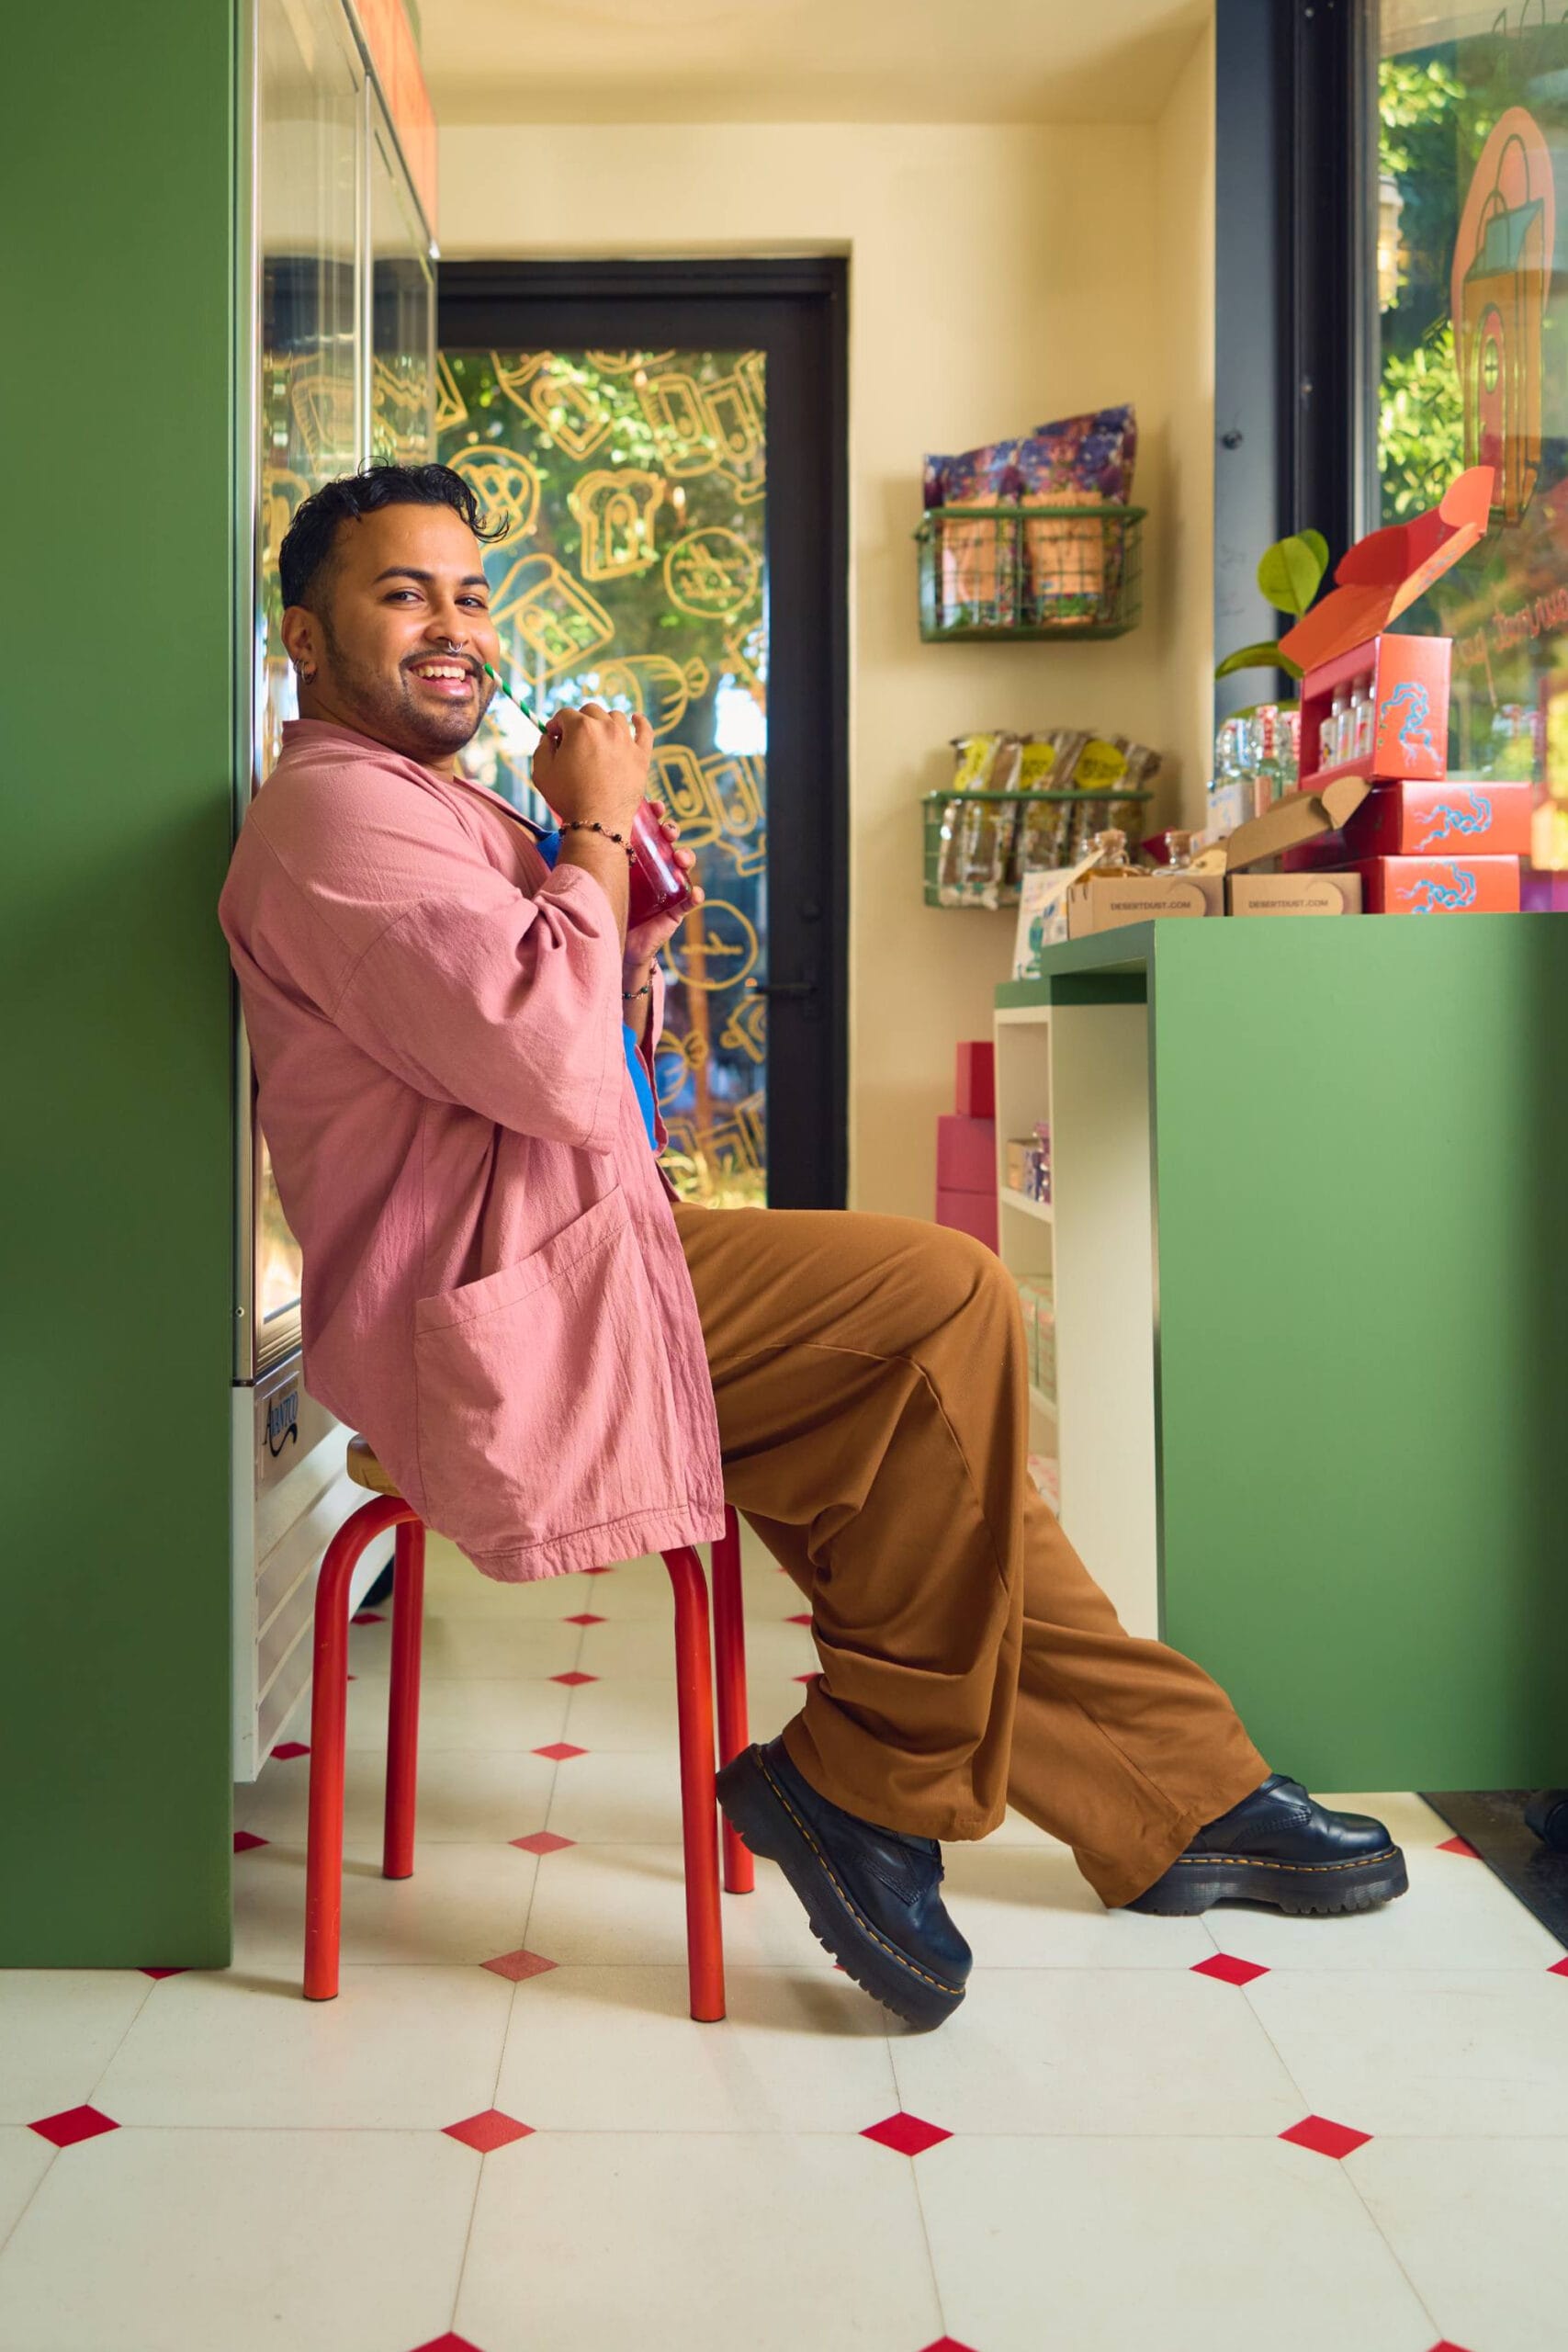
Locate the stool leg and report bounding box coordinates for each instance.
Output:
[305,1497,406,2000]
[383,1519,426,1880]
[711,1507,753,1895]
[660,1544,725,2022]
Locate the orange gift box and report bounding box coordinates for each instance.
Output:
[1300,633,1452,786]
[1343,778,1531,859]
[1352,855,1520,915]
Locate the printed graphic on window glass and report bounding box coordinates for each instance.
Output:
[439,346,770,1207]
[1375,3,1568,865]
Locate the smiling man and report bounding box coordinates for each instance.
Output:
[220,463,1406,2034]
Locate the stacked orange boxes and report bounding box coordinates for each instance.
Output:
[1297,633,1522,915]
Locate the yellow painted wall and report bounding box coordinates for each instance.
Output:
[441,86,1215,1214]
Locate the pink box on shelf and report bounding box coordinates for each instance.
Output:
[954,1040,995,1118]
[937,1114,996,1193]
[936,1187,998,1252]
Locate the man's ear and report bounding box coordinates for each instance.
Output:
[280,604,322,684]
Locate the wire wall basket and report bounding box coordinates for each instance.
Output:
[924,788,1156,909]
[915,503,1145,641]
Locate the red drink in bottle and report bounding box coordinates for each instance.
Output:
[628,801,693,926]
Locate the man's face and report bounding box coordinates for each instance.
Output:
[282,502,502,769]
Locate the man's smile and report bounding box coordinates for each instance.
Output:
[406,655,479,701]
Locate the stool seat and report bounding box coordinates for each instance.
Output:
[345,1434,400,1496]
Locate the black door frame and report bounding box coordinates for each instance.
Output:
[1213,0,1376,721]
[438,258,851,1211]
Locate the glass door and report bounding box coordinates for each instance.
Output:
[1372,4,1568,860]
[370,92,435,466]
[438,263,848,1212]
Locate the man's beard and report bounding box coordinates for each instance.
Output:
[318,613,487,759]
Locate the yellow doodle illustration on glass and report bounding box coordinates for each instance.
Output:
[373,356,434,463]
[598,654,710,735]
[490,552,615,682]
[449,443,541,540]
[664,899,760,993]
[569,469,665,580]
[720,993,767,1067]
[289,368,357,469]
[434,353,468,435]
[438,346,771,1206]
[664,527,761,621]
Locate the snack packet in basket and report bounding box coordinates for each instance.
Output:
[1014,406,1137,625]
[949,730,1016,792]
[924,439,1021,626]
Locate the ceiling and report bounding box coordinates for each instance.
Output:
[418,0,1212,127]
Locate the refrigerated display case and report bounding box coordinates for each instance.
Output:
[231,0,435,1776]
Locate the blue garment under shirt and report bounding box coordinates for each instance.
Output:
[534,828,658,1151]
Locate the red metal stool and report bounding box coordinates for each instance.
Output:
[304,1437,751,2020]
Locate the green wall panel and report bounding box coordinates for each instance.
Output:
[2,2,237,1961]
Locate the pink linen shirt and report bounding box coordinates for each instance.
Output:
[219,718,725,1581]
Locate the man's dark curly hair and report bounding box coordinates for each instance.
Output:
[278,462,507,611]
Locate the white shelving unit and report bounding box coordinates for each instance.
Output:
[994,998,1159,1638]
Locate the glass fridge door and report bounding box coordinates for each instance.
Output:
[370,92,435,466]
[243,0,364,1374]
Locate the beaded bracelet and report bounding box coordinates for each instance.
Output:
[621,979,653,1001]
[558,817,632,854]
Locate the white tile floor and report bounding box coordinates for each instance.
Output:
[3,1524,1566,2352]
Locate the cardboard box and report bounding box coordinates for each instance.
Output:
[1353,855,1521,915]
[936,1187,998,1251]
[1065,871,1223,938]
[937,1114,995,1193]
[1222,774,1370,872]
[1298,632,1451,787]
[1342,778,1531,860]
[954,1040,995,1119]
[1278,466,1492,674]
[1227,872,1362,916]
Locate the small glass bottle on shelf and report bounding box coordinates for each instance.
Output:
[1089,827,1134,875]
[1166,829,1195,870]
[1351,673,1374,763]
[1325,685,1348,770]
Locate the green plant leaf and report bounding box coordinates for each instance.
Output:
[1257,534,1328,616]
[1296,528,1329,574]
[1213,640,1303,682]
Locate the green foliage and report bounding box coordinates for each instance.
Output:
[1257,532,1329,618]
[1381,321,1466,520]
[1214,530,1326,681]
[1379,55,1466,179]
[1215,640,1303,684]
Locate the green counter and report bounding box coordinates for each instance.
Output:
[998,915,1568,1789]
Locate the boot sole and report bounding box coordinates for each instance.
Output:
[1123,1845,1409,1917]
[715,1746,966,2030]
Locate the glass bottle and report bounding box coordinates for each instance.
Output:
[1090,827,1134,875]
[1166,830,1195,870]
[1351,673,1374,763]
[1325,685,1348,770]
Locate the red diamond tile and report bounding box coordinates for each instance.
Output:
[232,1830,268,1853]
[1550,1957,1568,1978]
[510,1831,575,1856]
[1437,1834,1480,1858]
[582,1564,615,1575]
[1280,2113,1372,2161]
[407,2336,489,2352]
[140,1966,187,1980]
[564,1611,604,1624]
[1428,2341,1478,2351]
[271,1740,310,1759]
[861,2110,952,2157]
[352,1610,385,1623]
[442,2107,535,2154]
[919,2340,982,2352]
[795,1671,821,1685]
[481,1947,558,1982]
[786,1612,812,1625]
[1191,1952,1269,1987]
[29,2104,119,2149]
[534,1741,587,1761]
[550,1671,597,1686]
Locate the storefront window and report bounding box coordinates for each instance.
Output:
[1376,4,1568,863]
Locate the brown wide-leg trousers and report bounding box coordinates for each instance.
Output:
[673,1202,1269,1908]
